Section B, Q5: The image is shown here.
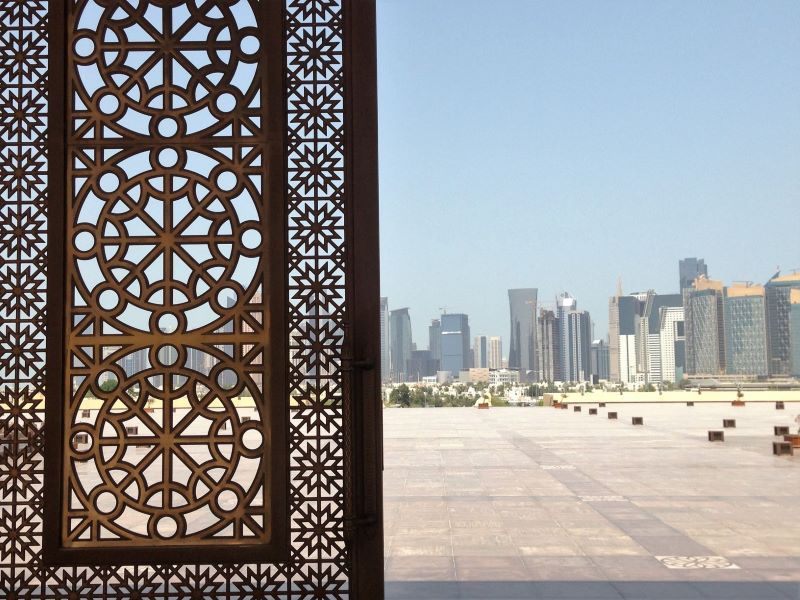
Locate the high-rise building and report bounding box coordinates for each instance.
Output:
[635,291,683,383]
[616,294,643,385]
[428,319,442,364]
[590,339,610,381]
[684,276,726,375]
[440,313,470,375]
[406,350,439,381]
[508,288,538,381]
[564,309,592,382]
[380,297,390,383]
[488,336,502,369]
[536,309,559,382]
[389,308,412,382]
[790,289,800,377]
[679,257,708,291]
[556,293,578,381]
[473,335,488,369]
[764,272,800,376]
[608,295,621,382]
[659,306,685,383]
[724,283,768,376]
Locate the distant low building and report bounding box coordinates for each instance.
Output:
[489,369,520,386]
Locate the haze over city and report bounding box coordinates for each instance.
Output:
[377,0,800,345]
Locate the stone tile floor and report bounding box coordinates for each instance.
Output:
[383,403,800,599]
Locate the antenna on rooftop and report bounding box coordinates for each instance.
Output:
[616,276,623,297]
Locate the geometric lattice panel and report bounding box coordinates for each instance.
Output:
[1,0,364,595]
[54,0,281,553]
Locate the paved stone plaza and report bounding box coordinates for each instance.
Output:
[383,404,800,599]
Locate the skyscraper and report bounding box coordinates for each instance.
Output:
[488,336,502,369]
[790,290,800,377]
[389,308,412,382]
[616,294,644,385]
[556,293,578,381]
[659,306,685,383]
[536,309,559,382]
[636,291,683,383]
[380,297,390,383]
[473,335,488,369]
[590,339,610,381]
[406,350,438,381]
[764,272,800,376]
[564,309,592,382]
[428,319,442,364]
[440,313,471,374]
[508,289,538,381]
[724,283,768,376]
[679,257,708,291]
[684,276,726,375]
[608,295,621,382]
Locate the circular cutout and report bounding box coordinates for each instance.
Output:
[241,228,261,250]
[98,172,119,194]
[71,431,93,452]
[157,148,179,169]
[217,287,237,307]
[74,230,95,252]
[158,313,178,334]
[98,94,119,115]
[240,35,260,55]
[95,491,117,515]
[157,344,178,366]
[97,370,118,391]
[216,92,236,112]
[155,515,178,538]
[242,428,263,451]
[74,37,94,58]
[216,170,237,192]
[217,369,238,391]
[98,289,119,310]
[216,489,238,512]
[157,117,178,137]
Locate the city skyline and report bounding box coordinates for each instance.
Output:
[378,0,800,348]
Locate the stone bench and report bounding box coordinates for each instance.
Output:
[599,402,606,407]
[776,401,785,410]
[774,426,790,436]
[589,408,597,415]
[686,401,694,406]
[608,412,617,420]
[773,441,793,456]
[478,403,489,410]
[731,400,745,407]
[708,430,724,442]
[723,419,736,428]
[632,417,643,425]
[573,406,581,412]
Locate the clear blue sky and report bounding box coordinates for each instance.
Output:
[377,0,800,350]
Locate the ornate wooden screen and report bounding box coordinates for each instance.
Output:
[0,0,382,597]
